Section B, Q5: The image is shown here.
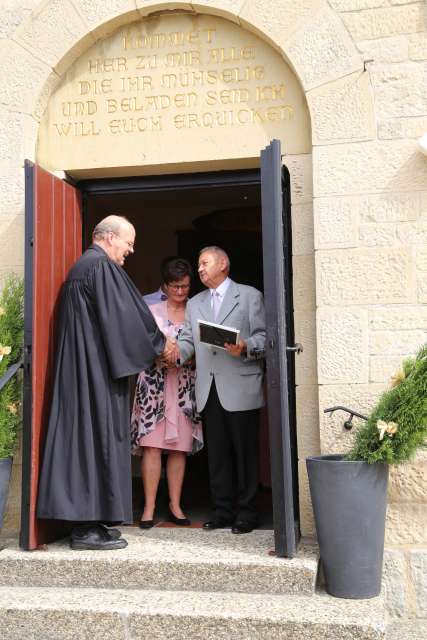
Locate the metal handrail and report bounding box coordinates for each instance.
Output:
[0,357,24,392]
[324,405,369,430]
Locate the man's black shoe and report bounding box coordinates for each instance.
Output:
[97,523,122,540]
[203,519,233,530]
[72,523,122,541]
[231,521,257,534]
[70,525,128,550]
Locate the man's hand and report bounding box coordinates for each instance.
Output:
[224,338,247,357]
[161,337,180,367]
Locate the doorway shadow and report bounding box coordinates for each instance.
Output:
[85,172,276,536]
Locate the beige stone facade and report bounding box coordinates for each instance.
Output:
[0,0,426,621]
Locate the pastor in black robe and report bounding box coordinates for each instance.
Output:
[37,244,165,523]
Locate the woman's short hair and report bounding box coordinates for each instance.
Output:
[161,257,193,284]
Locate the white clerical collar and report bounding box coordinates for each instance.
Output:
[210,277,231,299]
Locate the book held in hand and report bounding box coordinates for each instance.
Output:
[198,319,240,349]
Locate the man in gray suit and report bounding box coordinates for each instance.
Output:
[177,246,266,533]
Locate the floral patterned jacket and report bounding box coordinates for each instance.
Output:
[130,300,203,454]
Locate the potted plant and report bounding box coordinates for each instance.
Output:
[0,274,24,533]
[307,344,427,599]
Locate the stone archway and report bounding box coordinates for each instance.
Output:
[0,0,375,537]
[0,0,371,199]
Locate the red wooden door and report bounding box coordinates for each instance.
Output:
[20,161,82,550]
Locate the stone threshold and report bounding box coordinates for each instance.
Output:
[0,528,318,595]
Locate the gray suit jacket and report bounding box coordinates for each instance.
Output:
[178,280,266,412]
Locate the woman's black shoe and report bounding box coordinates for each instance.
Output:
[138,519,154,529]
[168,508,191,526]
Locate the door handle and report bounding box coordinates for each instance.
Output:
[286,343,303,354]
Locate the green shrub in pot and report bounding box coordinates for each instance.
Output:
[0,274,24,460]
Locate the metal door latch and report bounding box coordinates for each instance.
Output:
[286,343,303,354]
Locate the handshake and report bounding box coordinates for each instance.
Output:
[160,337,181,367]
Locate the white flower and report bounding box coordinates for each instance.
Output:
[0,344,12,357]
[377,420,387,441]
[377,420,398,441]
[390,367,405,388]
[386,422,398,436]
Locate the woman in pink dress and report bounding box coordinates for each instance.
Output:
[131,258,203,528]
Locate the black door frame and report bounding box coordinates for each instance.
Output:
[78,167,299,553]
[261,141,298,556]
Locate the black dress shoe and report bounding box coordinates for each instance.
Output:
[168,508,190,526]
[70,526,128,550]
[97,524,122,540]
[231,521,257,534]
[138,519,154,529]
[203,519,233,530]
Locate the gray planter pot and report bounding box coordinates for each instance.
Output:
[306,454,389,599]
[0,457,13,531]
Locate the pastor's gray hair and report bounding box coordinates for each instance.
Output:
[92,215,132,241]
[199,246,230,274]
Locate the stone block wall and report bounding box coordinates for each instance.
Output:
[312,0,427,620]
[313,0,427,549]
[289,154,319,535]
[384,545,427,622]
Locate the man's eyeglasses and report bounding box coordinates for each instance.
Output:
[110,231,134,250]
[167,284,190,292]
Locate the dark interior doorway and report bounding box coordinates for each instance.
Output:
[83,172,274,528]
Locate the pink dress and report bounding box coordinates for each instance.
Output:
[131,301,203,455]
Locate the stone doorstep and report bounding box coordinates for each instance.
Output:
[0,586,386,640]
[0,528,318,595]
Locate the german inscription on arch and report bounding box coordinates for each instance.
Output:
[37,14,311,175]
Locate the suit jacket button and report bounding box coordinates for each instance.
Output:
[213,350,217,355]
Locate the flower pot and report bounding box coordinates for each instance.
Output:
[0,457,13,531]
[306,454,389,599]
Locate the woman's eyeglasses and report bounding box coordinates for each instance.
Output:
[167,284,190,292]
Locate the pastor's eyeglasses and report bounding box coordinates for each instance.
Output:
[110,232,134,250]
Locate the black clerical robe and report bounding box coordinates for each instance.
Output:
[37,244,165,522]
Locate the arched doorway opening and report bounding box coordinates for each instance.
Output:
[22,10,315,556]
